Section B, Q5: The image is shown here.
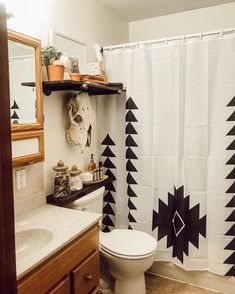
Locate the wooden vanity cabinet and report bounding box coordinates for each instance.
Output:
[17,223,100,294]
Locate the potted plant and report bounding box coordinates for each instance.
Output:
[69,57,81,81]
[41,46,70,81]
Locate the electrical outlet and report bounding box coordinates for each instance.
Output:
[16,169,26,190]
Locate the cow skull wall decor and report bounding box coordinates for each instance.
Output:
[66,92,94,152]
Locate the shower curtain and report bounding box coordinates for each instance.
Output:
[98,35,235,276]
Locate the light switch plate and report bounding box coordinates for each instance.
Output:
[16,169,26,190]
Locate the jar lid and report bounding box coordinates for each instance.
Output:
[53,160,68,172]
[69,164,82,176]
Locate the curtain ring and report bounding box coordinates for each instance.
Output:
[199,32,202,40]
[148,40,151,48]
[181,35,185,42]
[165,38,168,45]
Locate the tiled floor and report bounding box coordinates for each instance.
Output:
[146,274,221,294]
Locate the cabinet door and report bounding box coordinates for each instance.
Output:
[48,276,70,294]
[71,250,99,294]
[17,224,99,294]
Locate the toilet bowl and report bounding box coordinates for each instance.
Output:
[67,187,157,294]
[100,229,157,294]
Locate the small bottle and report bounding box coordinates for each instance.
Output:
[93,162,103,182]
[98,161,103,180]
[69,165,83,192]
[93,169,98,182]
[87,154,96,172]
[52,160,70,198]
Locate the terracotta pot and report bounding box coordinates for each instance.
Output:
[70,73,81,82]
[47,64,64,81]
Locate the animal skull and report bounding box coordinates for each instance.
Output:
[66,92,94,152]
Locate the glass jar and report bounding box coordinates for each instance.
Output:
[69,165,83,192]
[52,160,70,198]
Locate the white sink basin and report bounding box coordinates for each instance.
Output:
[16,228,53,260]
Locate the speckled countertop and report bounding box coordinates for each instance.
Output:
[15,204,101,279]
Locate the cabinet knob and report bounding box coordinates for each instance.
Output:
[85,274,92,280]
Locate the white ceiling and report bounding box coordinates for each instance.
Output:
[99,0,235,21]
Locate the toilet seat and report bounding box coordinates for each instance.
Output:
[100,229,157,260]
[100,244,157,259]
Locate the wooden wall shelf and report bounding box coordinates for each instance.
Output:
[47,176,115,207]
[42,80,124,96]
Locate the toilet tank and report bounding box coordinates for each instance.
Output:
[67,186,105,214]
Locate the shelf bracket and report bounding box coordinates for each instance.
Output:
[43,89,52,96]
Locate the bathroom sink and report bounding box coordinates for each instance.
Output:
[15,228,53,260]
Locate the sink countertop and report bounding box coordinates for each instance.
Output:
[15,204,102,279]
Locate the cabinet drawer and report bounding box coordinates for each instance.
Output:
[71,250,99,294]
[47,276,70,294]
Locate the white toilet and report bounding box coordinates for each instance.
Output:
[67,187,157,294]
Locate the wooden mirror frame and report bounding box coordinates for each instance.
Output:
[12,130,44,167]
[8,29,43,132]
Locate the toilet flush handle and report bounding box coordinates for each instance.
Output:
[81,207,88,211]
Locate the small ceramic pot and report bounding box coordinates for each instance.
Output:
[70,73,81,81]
[47,64,64,81]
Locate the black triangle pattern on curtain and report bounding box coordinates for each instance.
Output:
[11,110,19,119]
[101,134,116,232]
[11,100,19,109]
[152,186,206,264]
[10,100,20,124]
[226,167,235,179]
[125,97,138,228]
[224,95,235,276]
[226,140,235,150]
[227,112,235,122]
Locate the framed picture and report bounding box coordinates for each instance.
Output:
[48,29,87,75]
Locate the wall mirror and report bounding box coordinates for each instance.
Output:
[8,30,44,167]
[8,30,43,132]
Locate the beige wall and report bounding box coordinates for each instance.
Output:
[129,2,235,42]
[8,0,129,61]
[10,0,129,209]
[13,163,45,217]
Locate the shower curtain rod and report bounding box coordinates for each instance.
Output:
[103,27,235,51]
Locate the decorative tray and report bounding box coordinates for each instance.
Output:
[83,175,108,185]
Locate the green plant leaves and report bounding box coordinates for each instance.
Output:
[41,46,63,66]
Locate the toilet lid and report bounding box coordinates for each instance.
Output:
[100,229,157,257]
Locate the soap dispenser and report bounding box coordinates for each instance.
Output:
[87,154,96,172]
